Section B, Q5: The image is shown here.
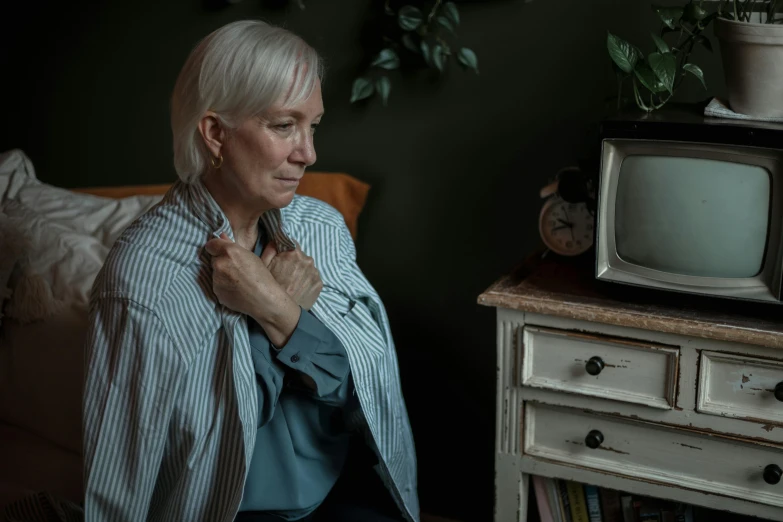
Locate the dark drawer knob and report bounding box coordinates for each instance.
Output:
[775,382,783,402]
[764,464,782,485]
[585,356,605,376]
[585,430,604,449]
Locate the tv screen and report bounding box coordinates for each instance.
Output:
[615,155,771,279]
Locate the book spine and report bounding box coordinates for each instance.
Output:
[559,480,574,522]
[621,495,636,522]
[533,476,556,522]
[599,488,623,522]
[566,481,590,522]
[584,485,603,522]
[547,478,566,522]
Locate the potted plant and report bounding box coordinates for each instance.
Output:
[607,2,717,113]
[715,0,783,117]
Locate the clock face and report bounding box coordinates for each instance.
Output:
[539,198,594,256]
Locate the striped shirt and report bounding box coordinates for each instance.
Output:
[82,179,419,522]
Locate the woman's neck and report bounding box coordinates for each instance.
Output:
[203,171,264,250]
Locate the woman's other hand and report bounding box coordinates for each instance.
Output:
[261,241,323,311]
[205,233,300,346]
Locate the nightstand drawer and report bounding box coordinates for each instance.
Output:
[698,351,783,426]
[524,402,783,508]
[521,326,679,409]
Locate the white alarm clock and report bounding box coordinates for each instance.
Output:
[539,167,595,256]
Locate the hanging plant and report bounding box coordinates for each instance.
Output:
[606,1,717,112]
[350,1,479,106]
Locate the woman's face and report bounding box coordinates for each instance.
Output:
[213,79,324,213]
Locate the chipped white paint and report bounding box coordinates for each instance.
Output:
[524,403,783,509]
[492,307,783,521]
[521,326,679,410]
[698,351,783,425]
[495,310,528,522]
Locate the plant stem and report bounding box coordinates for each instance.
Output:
[428,0,443,23]
[632,78,652,112]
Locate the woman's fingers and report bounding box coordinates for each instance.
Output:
[205,233,234,256]
[260,241,278,267]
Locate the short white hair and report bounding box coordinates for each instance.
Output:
[170,20,324,183]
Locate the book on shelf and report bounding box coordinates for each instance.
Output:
[531,477,695,522]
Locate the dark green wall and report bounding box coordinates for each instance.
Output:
[0,2,726,520]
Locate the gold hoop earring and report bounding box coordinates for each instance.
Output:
[210,154,223,169]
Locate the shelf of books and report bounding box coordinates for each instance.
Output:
[530,475,774,522]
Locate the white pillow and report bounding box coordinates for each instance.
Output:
[2,200,106,308]
[0,149,164,248]
[0,149,37,204]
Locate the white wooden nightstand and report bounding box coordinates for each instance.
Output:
[479,256,783,522]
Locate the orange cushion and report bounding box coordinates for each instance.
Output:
[72,172,371,240]
[297,172,370,240]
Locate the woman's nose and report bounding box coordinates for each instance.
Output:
[292,131,316,167]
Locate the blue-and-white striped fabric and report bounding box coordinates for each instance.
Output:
[81,178,419,522]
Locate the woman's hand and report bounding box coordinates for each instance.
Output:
[261,241,323,311]
[205,233,300,346]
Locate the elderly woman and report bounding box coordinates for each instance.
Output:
[82,20,418,522]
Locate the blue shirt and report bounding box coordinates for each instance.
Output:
[239,234,357,519]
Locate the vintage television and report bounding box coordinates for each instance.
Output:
[595,108,783,304]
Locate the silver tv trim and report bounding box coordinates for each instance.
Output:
[596,139,783,303]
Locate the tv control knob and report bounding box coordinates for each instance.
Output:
[774,382,783,402]
[764,464,782,485]
[585,430,604,449]
[586,356,605,376]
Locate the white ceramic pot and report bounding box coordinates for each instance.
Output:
[715,17,783,118]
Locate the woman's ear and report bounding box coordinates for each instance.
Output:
[197,111,225,159]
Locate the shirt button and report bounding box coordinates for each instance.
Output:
[291,354,300,363]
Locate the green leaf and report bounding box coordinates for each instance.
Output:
[683,63,707,90]
[683,2,708,22]
[398,5,424,31]
[350,77,374,103]
[443,1,460,25]
[607,32,642,74]
[694,35,713,53]
[651,32,670,53]
[634,63,667,93]
[402,32,419,54]
[436,15,456,35]
[432,44,445,72]
[611,61,628,77]
[652,5,684,29]
[375,77,391,106]
[648,52,676,93]
[420,40,431,65]
[371,48,400,70]
[457,47,478,74]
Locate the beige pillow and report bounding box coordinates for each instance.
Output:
[0,149,163,454]
[0,305,87,454]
